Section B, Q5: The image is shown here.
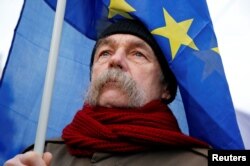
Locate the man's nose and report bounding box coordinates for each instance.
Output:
[108,50,128,70]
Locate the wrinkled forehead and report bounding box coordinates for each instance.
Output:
[95,34,154,52]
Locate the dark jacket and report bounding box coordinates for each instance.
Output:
[26,139,208,166]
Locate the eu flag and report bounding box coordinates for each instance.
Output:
[45,0,244,149]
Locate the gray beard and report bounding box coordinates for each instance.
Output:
[85,68,146,108]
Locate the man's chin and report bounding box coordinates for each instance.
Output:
[97,99,129,108]
[97,90,129,108]
[97,102,129,108]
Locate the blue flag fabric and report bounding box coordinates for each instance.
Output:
[0,0,94,164]
[44,0,244,149]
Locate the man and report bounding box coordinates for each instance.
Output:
[5,19,209,166]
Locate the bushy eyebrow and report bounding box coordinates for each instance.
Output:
[96,37,153,53]
[95,38,116,50]
[129,41,151,51]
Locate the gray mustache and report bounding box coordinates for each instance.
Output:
[86,68,145,108]
[96,69,135,92]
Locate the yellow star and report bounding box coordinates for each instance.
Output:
[108,0,135,19]
[211,47,220,54]
[151,8,198,59]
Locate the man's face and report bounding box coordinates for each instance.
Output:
[88,34,169,108]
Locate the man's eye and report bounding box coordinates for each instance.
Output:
[129,51,148,64]
[95,50,111,63]
[134,51,146,58]
[100,51,110,57]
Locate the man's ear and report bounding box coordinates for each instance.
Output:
[161,85,171,100]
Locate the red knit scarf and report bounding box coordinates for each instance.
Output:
[62,100,208,156]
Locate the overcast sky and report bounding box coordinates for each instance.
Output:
[0,0,249,113]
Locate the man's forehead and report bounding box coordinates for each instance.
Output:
[96,34,153,50]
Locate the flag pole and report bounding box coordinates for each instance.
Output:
[34,0,67,155]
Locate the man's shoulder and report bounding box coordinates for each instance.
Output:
[44,138,67,152]
[23,137,65,153]
[190,147,209,157]
[78,148,208,166]
[45,137,65,145]
[116,148,209,166]
[147,147,209,159]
